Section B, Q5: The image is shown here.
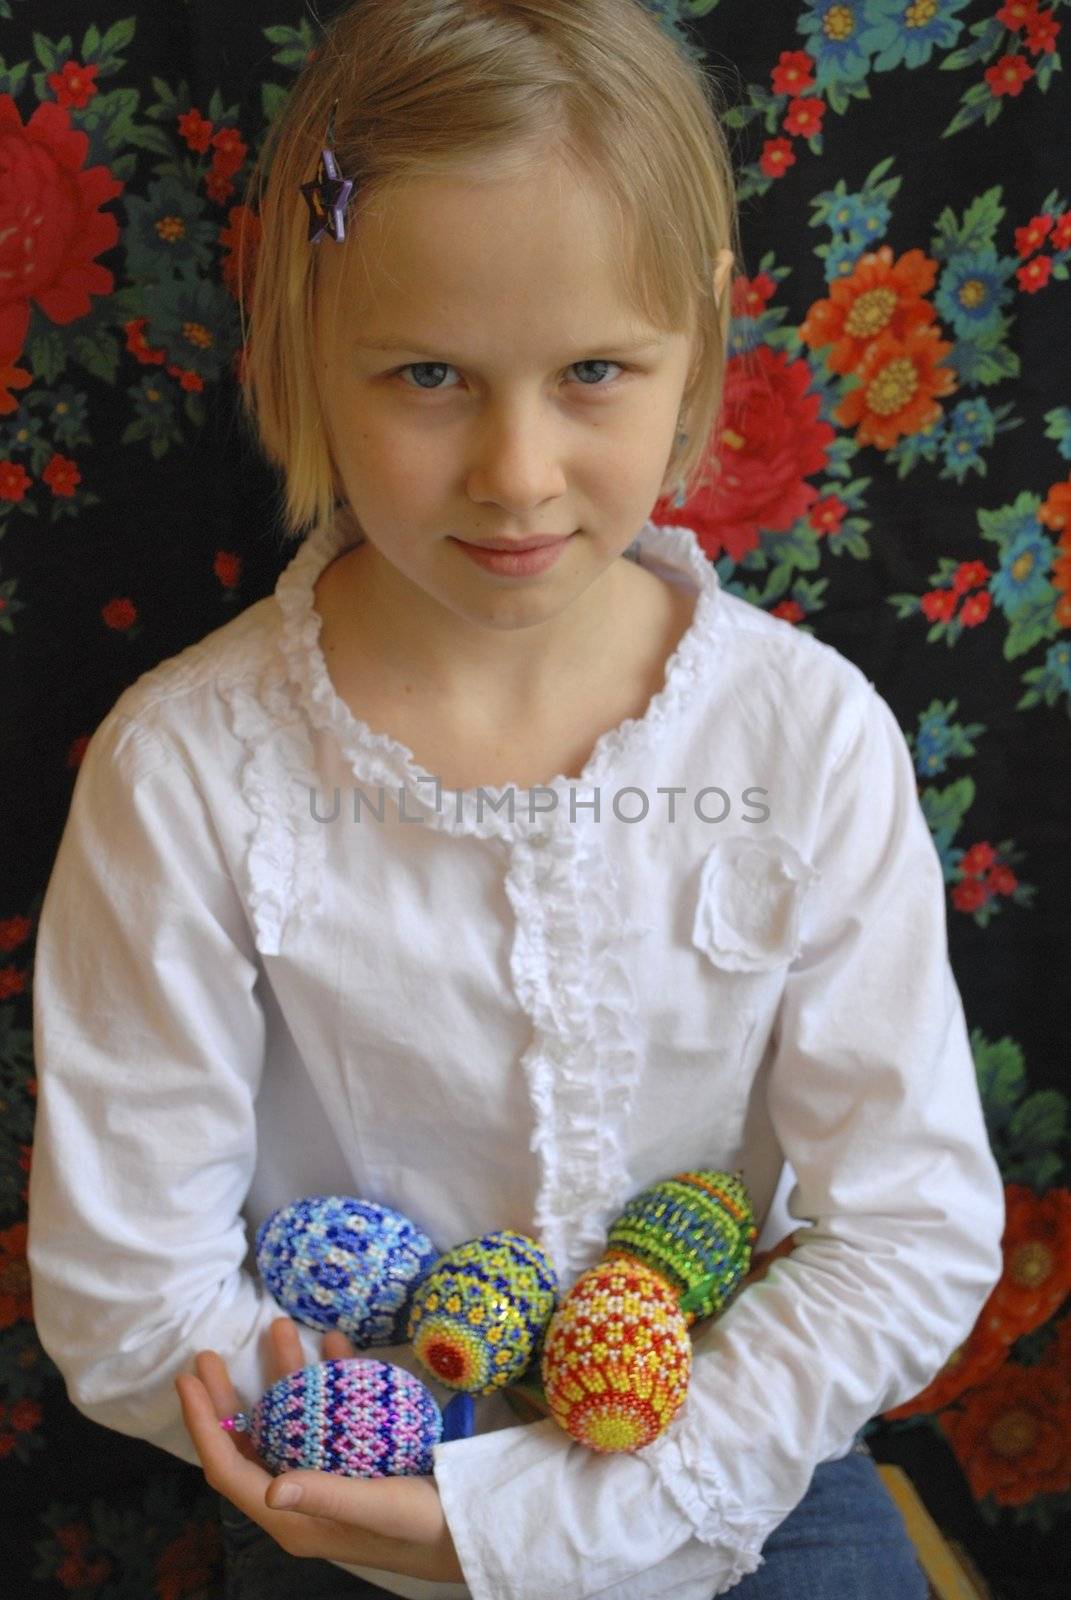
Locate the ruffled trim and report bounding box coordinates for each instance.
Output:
[504,817,652,1284]
[646,1425,771,1589]
[225,655,327,957]
[272,507,722,842]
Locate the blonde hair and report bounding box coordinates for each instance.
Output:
[239,0,742,539]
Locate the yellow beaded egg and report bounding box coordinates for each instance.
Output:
[540,1257,692,1453]
[407,1230,558,1395]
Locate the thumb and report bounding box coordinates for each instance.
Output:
[264,1470,445,1544]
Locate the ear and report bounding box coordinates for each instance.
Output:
[713,248,735,309]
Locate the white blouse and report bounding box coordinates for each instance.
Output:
[28,514,1004,1600]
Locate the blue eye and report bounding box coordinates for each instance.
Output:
[393,359,626,393]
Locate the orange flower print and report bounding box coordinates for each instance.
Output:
[939,1362,1071,1505]
[798,246,939,377]
[835,322,957,450]
[883,1311,1010,1420]
[983,1186,1071,1343]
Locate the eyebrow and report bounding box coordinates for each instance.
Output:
[353,335,666,359]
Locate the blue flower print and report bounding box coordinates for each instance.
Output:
[935,248,1013,342]
[798,1,877,90]
[859,0,971,73]
[989,526,1056,617]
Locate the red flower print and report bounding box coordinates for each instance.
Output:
[124,315,166,365]
[655,344,834,564]
[920,588,957,622]
[960,591,992,627]
[0,95,122,366]
[951,560,991,594]
[771,600,805,623]
[0,460,31,501]
[939,1362,1071,1505]
[1016,256,1052,292]
[1014,213,1052,256]
[1025,11,1060,54]
[210,127,247,178]
[783,98,825,139]
[987,864,1019,895]
[154,1519,221,1600]
[731,272,777,319]
[0,360,31,414]
[166,363,204,392]
[984,55,1035,96]
[214,550,241,588]
[759,137,796,179]
[0,1221,31,1328]
[996,0,1039,28]
[808,495,847,537]
[66,733,89,768]
[0,916,32,953]
[220,203,261,303]
[960,841,997,875]
[102,598,137,631]
[42,453,80,497]
[952,877,990,913]
[177,108,214,153]
[46,61,100,111]
[770,51,816,96]
[1052,213,1071,250]
[0,966,26,999]
[204,167,235,205]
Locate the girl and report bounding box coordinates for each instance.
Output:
[27,2,1004,1597]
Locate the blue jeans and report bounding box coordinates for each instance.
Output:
[218,1437,928,1598]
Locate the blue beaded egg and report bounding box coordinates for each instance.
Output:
[255,1196,438,1346]
[241,1357,442,1477]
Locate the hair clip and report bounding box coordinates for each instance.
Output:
[300,100,354,244]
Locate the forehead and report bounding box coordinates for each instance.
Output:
[314,163,671,348]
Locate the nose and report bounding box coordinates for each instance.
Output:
[465,406,569,514]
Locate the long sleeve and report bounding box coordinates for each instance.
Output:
[432,680,1005,1600]
[27,709,324,1467]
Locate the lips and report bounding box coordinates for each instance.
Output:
[458,533,574,552]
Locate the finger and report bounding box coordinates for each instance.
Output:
[195,1348,240,1415]
[265,1469,446,1546]
[322,1328,356,1361]
[269,1315,309,1379]
[176,1370,275,1499]
[189,1349,261,1463]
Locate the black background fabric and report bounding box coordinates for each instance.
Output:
[2,1,1069,1595]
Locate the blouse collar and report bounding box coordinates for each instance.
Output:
[274,507,722,841]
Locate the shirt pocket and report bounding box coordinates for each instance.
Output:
[691,832,820,975]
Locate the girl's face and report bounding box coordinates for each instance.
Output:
[312,159,699,632]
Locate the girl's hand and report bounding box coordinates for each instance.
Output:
[175,1317,466,1584]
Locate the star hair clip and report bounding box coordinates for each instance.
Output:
[300,100,354,244]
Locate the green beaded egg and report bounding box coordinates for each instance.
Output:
[604,1170,757,1324]
[407,1230,558,1395]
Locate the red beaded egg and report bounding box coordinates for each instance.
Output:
[540,1257,691,1453]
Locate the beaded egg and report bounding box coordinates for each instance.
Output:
[223,1357,443,1477]
[604,1169,757,1325]
[255,1196,438,1347]
[540,1256,692,1454]
[407,1230,558,1394]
